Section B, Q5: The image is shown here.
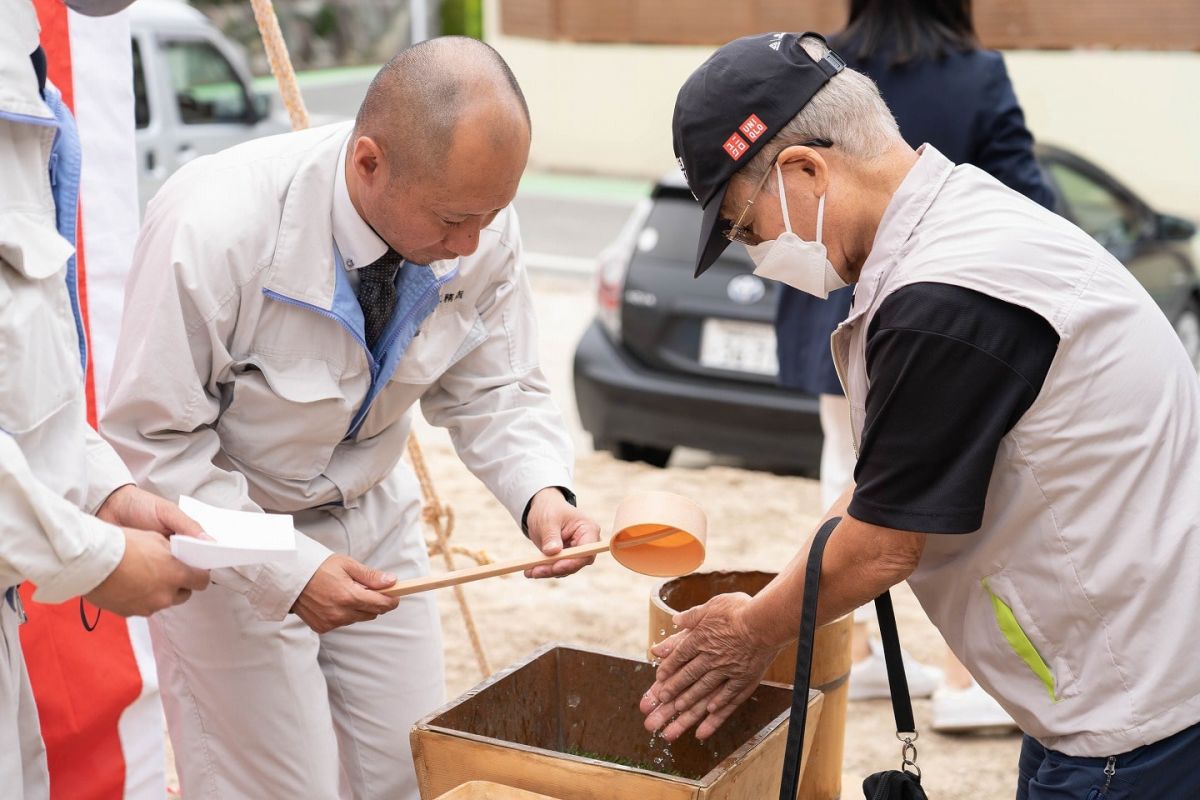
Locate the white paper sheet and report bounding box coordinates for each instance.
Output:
[170,496,297,569]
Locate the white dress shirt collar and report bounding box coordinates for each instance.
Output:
[332,136,389,272]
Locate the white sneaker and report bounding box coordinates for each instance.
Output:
[848,639,943,701]
[931,682,1019,733]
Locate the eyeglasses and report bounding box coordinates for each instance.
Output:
[721,138,833,246]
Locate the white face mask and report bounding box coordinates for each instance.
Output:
[746,163,848,298]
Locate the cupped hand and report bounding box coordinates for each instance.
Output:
[639,592,782,742]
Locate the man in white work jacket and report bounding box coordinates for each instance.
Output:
[101,37,598,799]
[641,33,1200,797]
[1,3,211,796]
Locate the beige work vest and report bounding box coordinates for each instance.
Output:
[833,146,1200,755]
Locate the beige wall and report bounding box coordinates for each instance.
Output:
[486,4,1200,218]
[1003,50,1200,218]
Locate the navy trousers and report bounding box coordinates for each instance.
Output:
[1016,721,1200,799]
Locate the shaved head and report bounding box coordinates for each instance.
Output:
[354,36,530,181]
[344,37,532,264]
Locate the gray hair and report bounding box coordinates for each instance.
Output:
[737,35,902,185]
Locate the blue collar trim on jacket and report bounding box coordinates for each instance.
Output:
[263,244,457,439]
[344,248,457,439]
[41,85,88,374]
[0,109,57,127]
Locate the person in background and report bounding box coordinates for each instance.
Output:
[774,0,1055,732]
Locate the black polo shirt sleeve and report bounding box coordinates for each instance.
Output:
[847,282,1059,534]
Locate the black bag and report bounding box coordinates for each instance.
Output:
[777,517,930,800]
[863,770,927,800]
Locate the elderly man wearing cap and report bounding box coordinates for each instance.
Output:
[641,32,1200,796]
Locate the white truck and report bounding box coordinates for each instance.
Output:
[129,0,292,206]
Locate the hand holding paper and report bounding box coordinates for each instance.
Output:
[170,496,298,569]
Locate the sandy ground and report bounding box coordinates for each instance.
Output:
[166,273,1022,798]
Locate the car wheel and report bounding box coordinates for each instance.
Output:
[1176,302,1200,375]
[610,441,673,468]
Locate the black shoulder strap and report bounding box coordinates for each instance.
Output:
[777,516,838,800]
[874,589,916,734]
[778,517,915,799]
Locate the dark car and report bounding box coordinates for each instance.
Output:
[573,145,1200,472]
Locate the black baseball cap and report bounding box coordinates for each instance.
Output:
[673,32,845,277]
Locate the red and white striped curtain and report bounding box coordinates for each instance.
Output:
[21,1,162,798]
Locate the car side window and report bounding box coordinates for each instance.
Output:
[1047,162,1144,249]
[132,39,150,130]
[163,39,248,125]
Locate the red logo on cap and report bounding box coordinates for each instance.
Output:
[739,114,768,142]
[723,132,749,160]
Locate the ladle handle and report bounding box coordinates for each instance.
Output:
[380,540,612,598]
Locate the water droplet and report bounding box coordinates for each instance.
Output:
[658,628,667,638]
[566,693,581,709]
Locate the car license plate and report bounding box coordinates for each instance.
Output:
[699,318,779,376]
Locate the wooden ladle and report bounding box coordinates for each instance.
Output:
[381,490,708,598]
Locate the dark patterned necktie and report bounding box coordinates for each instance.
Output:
[356,247,402,348]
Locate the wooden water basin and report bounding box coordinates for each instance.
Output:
[412,644,822,799]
